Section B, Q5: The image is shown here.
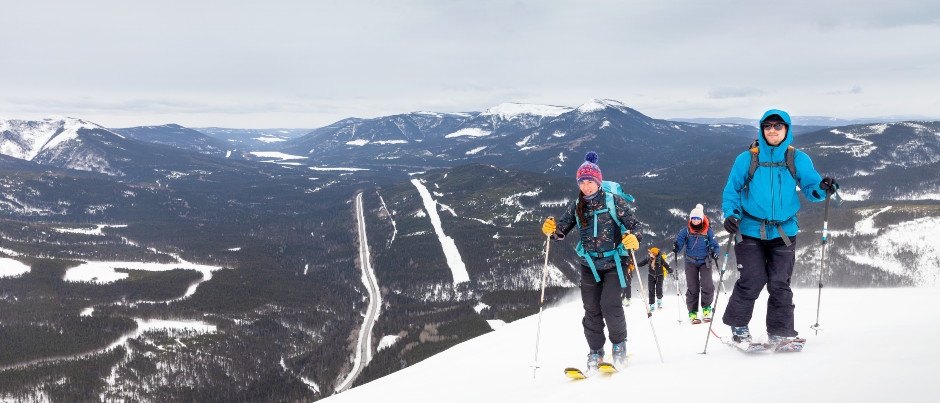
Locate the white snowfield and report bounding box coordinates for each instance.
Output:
[323,287,939,402]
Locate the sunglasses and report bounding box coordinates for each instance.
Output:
[761,123,787,131]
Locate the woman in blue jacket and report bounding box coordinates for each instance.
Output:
[721,109,838,346]
[674,203,720,323]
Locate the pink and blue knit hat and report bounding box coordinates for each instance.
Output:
[576,151,603,184]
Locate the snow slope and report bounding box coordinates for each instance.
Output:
[323,287,938,402]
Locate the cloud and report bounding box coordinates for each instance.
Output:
[825,86,864,95]
[706,87,766,99]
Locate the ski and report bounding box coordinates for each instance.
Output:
[597,361,618,373]
[770,337,806,353]
[691,318,702,325]
[564,358,625,379]
[721,337,769,353]
[564,367,588,379]
[722,337,806,353]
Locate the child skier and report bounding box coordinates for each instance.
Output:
[635,247,672,311]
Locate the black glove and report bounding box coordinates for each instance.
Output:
[723,217,740,234]
[710,252,720,261]
[820,177,839,194]
[672,242,679,254]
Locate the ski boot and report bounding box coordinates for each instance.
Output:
[587,349,604,371]
[622,298,631,307]
[731,326,752,343]
[649,303,655,311]
[702,305,712,322]
[611,342,627,366]
[689,311,701,324]
[656,299,663,309]
[768,334,805,352]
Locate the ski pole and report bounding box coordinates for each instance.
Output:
[811,191,832,334]
[713,253,729,295]
[532,227,553,379]
[674,251,682,325]
[701,236,734,354]
[531,228,552,378]
[629,246,664,363]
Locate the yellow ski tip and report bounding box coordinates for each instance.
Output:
[564,367,586,379]
[597,362,618,373]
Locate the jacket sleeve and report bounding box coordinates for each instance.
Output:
[794,151,826,202]
[555,199,578,236]
[708,228,720,254]
[675,228,687,253]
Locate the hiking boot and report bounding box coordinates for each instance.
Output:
[656,299,663,309]
[611,342,627,365]
[731,326,752,343]
[622,298,631,307]
[587,349,604,371]
[768,334,788,346]
[702,305,712,320]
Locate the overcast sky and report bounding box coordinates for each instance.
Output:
[2,0,938,129]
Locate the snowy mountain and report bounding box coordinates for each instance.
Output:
[277,99,757,181]
[0,117,126,175]
[321,286,938,403]
[110,124,233,157]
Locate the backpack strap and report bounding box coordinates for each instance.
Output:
[743,143,797,198]
[575,243,629,288]
[605,191,626,234]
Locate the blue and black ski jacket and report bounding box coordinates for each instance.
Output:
[722,109,827,240]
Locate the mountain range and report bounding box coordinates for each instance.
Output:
[0,100,938,401]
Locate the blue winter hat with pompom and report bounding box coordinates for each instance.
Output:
[576,151,603,184]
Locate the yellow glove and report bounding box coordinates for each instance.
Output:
[541,217,556,236]
[628,264,635,274]
[621,233,639,250]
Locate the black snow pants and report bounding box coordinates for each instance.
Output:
[647,273,665,304]
[581,262,627,351]
[721,235,799,337]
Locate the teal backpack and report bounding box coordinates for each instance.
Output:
[574,180,636,288]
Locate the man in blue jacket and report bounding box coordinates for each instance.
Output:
[721,109,838,346]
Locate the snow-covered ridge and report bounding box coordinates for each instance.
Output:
[481,103,572,120]
[0,116,106,161]
[575,98,629,113]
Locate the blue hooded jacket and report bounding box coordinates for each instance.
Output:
[721,109,827,240]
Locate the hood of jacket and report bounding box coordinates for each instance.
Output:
[756,109,794,161]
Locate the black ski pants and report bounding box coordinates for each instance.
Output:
[684,260,715,313]
[580,263,627,351]
[647,273,665,305]
[721,235,799,337]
